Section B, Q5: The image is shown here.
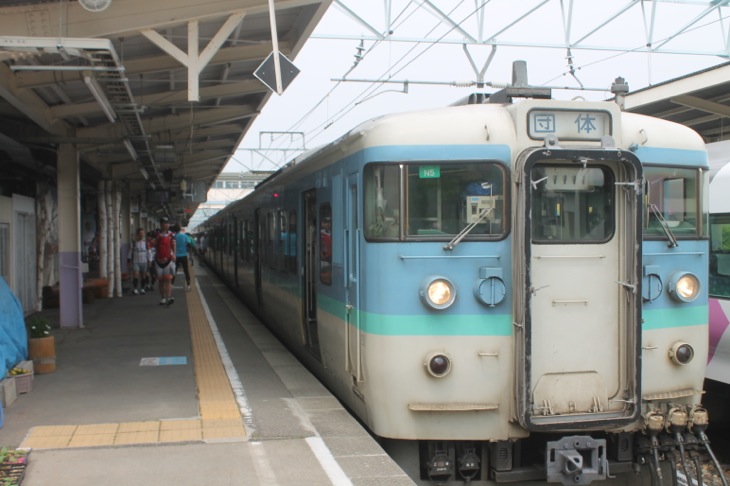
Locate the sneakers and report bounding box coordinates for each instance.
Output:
[160,298,167,305]
[166,297,175,306]
[132,289,139,295]
[140,288,146,295]
[186,285,191,292]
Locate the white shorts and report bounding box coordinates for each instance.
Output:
[155,260,176,279]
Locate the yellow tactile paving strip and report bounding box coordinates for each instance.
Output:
[20,268,246,450]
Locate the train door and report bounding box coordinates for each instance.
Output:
[233,216,239,288]
[345,172,362,382]
[254,208,263,306]
[513,148,642,430]
[302,190,320,358]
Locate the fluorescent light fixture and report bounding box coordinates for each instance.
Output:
[83,74,116,123]
[123,139,138,161]
[140,167,149,180]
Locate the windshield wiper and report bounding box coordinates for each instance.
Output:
[443,208,493,251]
[650,203,678,248]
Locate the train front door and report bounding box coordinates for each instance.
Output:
[513,148,642,430]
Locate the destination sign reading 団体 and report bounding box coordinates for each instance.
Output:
[529,110,611,141]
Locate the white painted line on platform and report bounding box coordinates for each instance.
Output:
[249,441,278,484]
[305,437,353,486]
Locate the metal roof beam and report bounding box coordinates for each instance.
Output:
[141,11,246,101]
[0,63,62,135]
[14,42,282,89]
[333,0,386,40]
[653,0,730,51]
[670,94,730,117]
[0,0,323,38]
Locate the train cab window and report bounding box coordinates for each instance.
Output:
[531,165,614,243]
[644,167,704,238]
[364,162,507,240]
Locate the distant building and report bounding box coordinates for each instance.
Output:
[187,171,272,231]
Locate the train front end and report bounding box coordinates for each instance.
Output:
[353,98,713,484]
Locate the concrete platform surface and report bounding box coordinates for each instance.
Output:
[0,265,414,485]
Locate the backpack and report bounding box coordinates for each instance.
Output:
[155,231,174,263]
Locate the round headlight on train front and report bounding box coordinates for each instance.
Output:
[668,272,700,303]
[425,352,452,377]
[420,276,456,310]
[669,342,695,366]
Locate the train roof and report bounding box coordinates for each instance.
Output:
[208,95,708,225]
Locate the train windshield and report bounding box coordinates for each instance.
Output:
[363,162,507,240]
[644,167,705,239]
[530,165,615,243]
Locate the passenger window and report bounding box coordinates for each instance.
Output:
[319,205,332,285]
[364,165,401,239]
[710,213,730,298]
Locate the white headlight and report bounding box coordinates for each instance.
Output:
[669,272,700,303]
[420,276,456,310]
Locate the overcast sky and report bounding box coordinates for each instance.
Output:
[224,0,728,174]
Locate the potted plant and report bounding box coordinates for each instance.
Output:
[26,315,56,374]
[0,447,29,486]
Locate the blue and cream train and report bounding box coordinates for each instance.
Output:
[199,83,724,485]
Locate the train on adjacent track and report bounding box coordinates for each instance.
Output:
[199,73,727,485]
[706,145,730,430]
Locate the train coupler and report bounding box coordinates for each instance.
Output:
[546,435,607,485]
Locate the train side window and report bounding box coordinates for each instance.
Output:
[236,219,246,262]
[644,166,703,238]
[266,211,275,268]
[287,210,297,274]
[278,210,287,272]
[320,204,332,285]
[710,212,730,298]
[364,164,401,239]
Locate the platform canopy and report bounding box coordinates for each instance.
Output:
[0,0,331,221]
[625,62,730,145]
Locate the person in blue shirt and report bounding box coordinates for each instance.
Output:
[173,225,195,291]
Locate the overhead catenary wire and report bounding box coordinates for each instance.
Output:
[541,10,730,89]
[247,1,730,172]
[246,0,474,169]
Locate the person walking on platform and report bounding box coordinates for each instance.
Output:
[154,217,176,306]
[128,228,150,295]
[174,226,195,292]
[146,231,157,291]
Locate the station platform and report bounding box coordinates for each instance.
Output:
[0,264,414,485]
